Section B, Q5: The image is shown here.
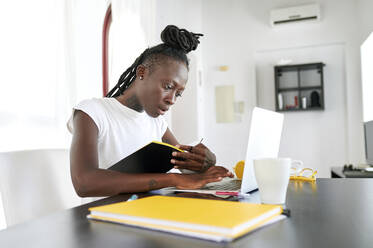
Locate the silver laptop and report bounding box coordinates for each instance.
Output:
[164,107,284,195]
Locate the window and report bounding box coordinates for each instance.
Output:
[361,32,373,122]
[0,0,71,151]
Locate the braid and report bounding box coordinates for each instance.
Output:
[106,50,148,97]
[106,25,203,97]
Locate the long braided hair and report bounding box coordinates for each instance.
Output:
[106,25,203,97]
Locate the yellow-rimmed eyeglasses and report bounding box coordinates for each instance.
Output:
[290,168,317,182]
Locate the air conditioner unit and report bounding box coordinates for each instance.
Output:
[270,4,320,26]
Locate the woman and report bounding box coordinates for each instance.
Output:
[68,25,232,198]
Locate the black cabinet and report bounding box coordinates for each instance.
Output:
[274,62,325,112]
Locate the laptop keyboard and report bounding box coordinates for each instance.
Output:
[200,179,242,191]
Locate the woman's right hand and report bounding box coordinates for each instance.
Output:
[174,166,233,190]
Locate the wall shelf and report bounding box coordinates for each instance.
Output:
[277,106,324,112]
[275,62,325,112]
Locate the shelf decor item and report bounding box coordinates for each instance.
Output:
[310,91,321,107]
[278,93,283,110]
[301,97,307,109]
[274,62,325,112]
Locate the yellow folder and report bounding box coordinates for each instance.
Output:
[88,196,284,242]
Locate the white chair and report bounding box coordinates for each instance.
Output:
[0,149,81,227]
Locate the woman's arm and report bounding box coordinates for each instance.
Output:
[70,111,230,197]
[162,128,179,146]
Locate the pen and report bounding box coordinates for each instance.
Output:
[215,191,239,196]
[215,191,251,197]
[199,138,204,144]
[127,194,138,202]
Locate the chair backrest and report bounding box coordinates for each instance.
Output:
[0,149,81,227]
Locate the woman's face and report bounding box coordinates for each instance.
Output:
[139,60,188,117]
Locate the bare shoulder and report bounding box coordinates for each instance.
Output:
[72,110,98,137]
[70,110,99,161]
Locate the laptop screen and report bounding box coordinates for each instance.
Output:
[240,107,284,193]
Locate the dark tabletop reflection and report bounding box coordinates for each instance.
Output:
[2,179,373,248]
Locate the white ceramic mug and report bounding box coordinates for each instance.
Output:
[254,158,297,204]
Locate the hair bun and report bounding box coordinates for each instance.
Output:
[161,25,203,53]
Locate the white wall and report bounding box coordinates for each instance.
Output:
[199,0,365,175]
[357,0,373,44]
[255,44,347,177]
[201,0,258,168]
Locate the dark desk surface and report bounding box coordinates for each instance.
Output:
[1,179,373,248]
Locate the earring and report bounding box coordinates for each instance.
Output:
[139,76,143,80]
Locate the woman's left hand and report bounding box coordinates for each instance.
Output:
[171,143,217,172]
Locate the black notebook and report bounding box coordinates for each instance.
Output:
[108,141,184,173]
